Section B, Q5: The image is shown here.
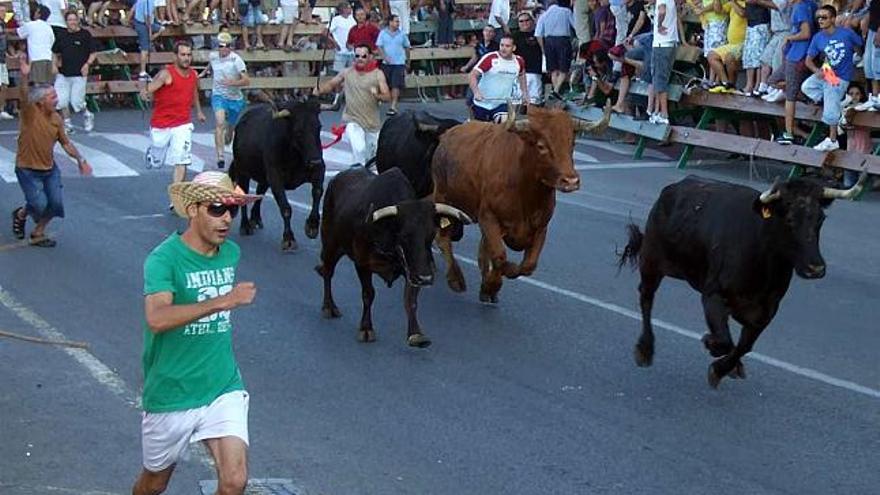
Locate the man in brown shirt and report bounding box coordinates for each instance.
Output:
[11,55,91,247]
[314,43,389,167]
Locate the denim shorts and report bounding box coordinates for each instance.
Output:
[651,45,676,93]
[239,3,265,27]
[211,94,246,126]
[15,164,65,222]
[134,20,162,52]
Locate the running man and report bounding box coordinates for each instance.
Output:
[205,32,250,169]
[469,34,528,122]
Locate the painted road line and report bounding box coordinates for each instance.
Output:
[0,142,19,182]
[102,132,206,172]
[287,198,880,400]
[573,150,597,163]
[59,140,139,178]
[575,161,674,170]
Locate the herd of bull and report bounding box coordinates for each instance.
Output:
[225,98,868,389]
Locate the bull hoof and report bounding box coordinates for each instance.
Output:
[447,274,467,293]
[304,220,319,239]
[729,362,746,380]
[358,328,376,343]
[321,304,341,319]
[478,289,499,304]
[634,344,653,367]
[407,333,432,348]
[707,364,723,389]
[281,239,299,252]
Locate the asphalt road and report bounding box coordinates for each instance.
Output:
[0,104,878,495]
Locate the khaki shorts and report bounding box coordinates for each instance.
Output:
[141,390,249,472]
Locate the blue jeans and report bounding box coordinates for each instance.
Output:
[134,20,162,52]
[801,73,848,126]
[15,164,65,222]
[865,31,880,80]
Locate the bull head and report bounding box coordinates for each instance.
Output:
[822,169,869,200]
[370,205,399,223]
[758,178,782,203]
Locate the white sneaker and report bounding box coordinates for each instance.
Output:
[764,88,785,103]
[758,82,769,94]
[813,137,840,152]
[0,111,13,120]
[648,112,658,124]
[83,110,94,132]
[854,98,876,111]
[653,114,670,125]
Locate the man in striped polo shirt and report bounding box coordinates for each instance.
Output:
[468,34,529,122]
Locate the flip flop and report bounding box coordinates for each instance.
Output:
[11,207,25,240]
[29,235,56,248]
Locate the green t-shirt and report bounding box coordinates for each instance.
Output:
[141,233,244,413]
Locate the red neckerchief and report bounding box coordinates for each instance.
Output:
[354,60,379,73]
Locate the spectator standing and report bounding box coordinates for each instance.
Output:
[140,41,207,203]
[741,0,771,95]
[239,0,267,51]
[488,0,511,37]
[347,7,380,52]
[650,0,679,124]
[42,0,69,36]
[329,2,357,72]
[461,25,499,72]
[279,0,300,51]
[132,170,259,495]
[772,0,814,144]
[573,0,593,45]
[855,0,880,111]
[593,0,617,47]
[707,0,746,93]
[469,34,528,122]
[314,44,390,165]
[437,0,456,48]
[514,11,544,104]
[377,14,410,115]
[0,5,12,120]
[757,0,790,96]
[802,4,862,151]
[52,11,97,134]
[537,0,577,98]
[10,56,92,248]
[384,0,412,35]
[16,5,55,85]
[133,0,165,80]
[207,32,250,169]
[610,0,630,75]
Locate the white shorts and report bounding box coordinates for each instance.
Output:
[280,3,299,24]
[141,390,250,473]
[155,0,167,7]
[0,63,8,86]
[149,122,194,167]
[54,75,88,112]
[344,121,379,166]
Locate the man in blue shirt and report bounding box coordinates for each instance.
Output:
[774,0,815,145]
[376,14,410,115]
[801,4,862,151]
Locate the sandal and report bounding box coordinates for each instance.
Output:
[11,207,25,240]
[29,235,56,248]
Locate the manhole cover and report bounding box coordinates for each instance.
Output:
[199,478,303,494]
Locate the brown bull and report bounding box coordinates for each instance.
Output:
[431,105,610,303]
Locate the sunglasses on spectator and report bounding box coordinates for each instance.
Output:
[203,203,239,218]
[518,18,531,22]
[355,54,369,59]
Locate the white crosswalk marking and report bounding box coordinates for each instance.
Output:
[59,140,139,178]
[102,132,206,172]
[0,144,19,182]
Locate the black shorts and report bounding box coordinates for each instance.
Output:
[383,64,406,90]
[544,36,573,72]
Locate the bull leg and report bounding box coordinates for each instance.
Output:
[436,229,466,293]
[238,177,255,236]
[478,215,518,303]
[355,266,376,343]
[250,183,269,230]
[404,283,431,348]
[267,171,297,251]
[700,293,735,358]
[708,324,766,389]
[634,267,663,367]
[304,175,323,239]
[517,226,548,277]
[316,245,342,319]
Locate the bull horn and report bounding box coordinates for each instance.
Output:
[435,203,473,225]
[272,109,291,119]
[759,178,782,203]
[823,169,869,199]
[370,205,399,222]
[417,122,440,132]
[572,102,612,134]
[503,100,518,130]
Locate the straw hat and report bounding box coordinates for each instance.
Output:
[168,171,261,218]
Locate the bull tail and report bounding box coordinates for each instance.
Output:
[616,223,644,273]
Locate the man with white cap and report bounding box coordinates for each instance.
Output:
[133,171,260,495]
[205,32,250,170]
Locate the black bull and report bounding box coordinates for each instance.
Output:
[374,110,462,198]
[618,173,867,388]
[316,167,472,348]
[228,100,326,251]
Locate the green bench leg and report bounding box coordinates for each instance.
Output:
[788,123,824,178]
[633,136,646,160]
[677,108,714,169]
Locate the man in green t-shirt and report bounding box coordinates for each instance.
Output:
[133,171,260,495]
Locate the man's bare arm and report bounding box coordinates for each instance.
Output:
[145,283,256,334]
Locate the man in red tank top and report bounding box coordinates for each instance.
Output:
[140,41,207,208]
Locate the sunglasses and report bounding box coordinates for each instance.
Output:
[204,202,239,218]
[354,54,369,59]
[518,18,531,22]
